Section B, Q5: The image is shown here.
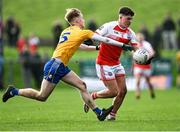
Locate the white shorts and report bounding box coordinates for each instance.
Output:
[133,67,152,77]
[96,64,125,81]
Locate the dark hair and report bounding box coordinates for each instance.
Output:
[119,7,134,16]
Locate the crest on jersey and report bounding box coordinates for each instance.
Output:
[127,34,131,39]
[114,31,119,35]
[108,72,113,76]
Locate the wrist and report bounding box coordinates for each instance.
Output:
[96,45,99,50]
[122,44,124,47]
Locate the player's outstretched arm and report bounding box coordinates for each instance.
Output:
[91,33,134,51]
[79,44,99,51]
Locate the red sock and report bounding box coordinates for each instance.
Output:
[91,92,97,100]
[110,111,116,117]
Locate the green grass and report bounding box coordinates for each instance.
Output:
[0,86,180,131]
[3,0,180,37]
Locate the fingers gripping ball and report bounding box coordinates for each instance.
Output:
[133,48,150,64]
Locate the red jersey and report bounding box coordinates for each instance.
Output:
[16,37,26,53]
[96,21,138,66]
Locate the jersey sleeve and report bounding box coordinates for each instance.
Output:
[81,29,94,39]
[129,29,138,46]
[144,41,155,56]
[95,23,109,36]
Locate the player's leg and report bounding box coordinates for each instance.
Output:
[61,70,113,121]
[2,79,56,102]
[162,31,169,50]
[95,80,118,98]
[105,64,127,120]
[143,69,155,98]
[62,71,97,109]
[94,64,126,120]
[145,76,155,98]
[169,31,178,49]
[83,64,118,113]
[106,75,127,120]
[83,80,118,113]
[92,64,118,99]
[135,75,141,99]
[2,58,60,102]
[134,67,142,99]
[102,80,119,121]
[19,79,56,101]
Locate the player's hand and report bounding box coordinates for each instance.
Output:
[145,56,154,64]
[122,44,134,51]
[96,45,100,50]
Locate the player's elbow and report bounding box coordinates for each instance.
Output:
[104,38,110,43]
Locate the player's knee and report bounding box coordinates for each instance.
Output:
[82,82,87,89]
[111,90,118,97]
[36,94,48,102]
[79,81,88,92]
[123,87,127,95]
[119,87,127,96]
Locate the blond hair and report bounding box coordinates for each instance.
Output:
[64,8,82,24]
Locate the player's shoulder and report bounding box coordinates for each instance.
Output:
[98,21,118,32]
[61,26,72,33]
[69,26,86,35]
[99,21,117,28]
[143,40,152,46]
[104,21,118,27]
[127,27,135,33]
[82,28,94,34]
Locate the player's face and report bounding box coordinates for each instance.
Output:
[72,15,85,29]
[78,16,85,29]
[136,33,144,42]
[118,15,133,28]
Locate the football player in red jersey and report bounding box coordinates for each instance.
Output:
[84,7,138,121]
[133,32,155,99]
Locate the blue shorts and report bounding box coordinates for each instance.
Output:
[43,58,71,84]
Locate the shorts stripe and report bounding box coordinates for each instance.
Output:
[48,60,60,82]
[52,61,60,82]
[100,65,106,80]
[115,74,125,77]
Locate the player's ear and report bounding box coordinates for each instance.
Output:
[73,17,79,24]
[76,18,81,23]
[119,14,122,19]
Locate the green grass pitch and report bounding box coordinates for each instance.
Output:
[0,85,180,131]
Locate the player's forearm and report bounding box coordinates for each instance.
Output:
[79,44,96,51]
[149,49,155,57]
[91,33,124,47]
